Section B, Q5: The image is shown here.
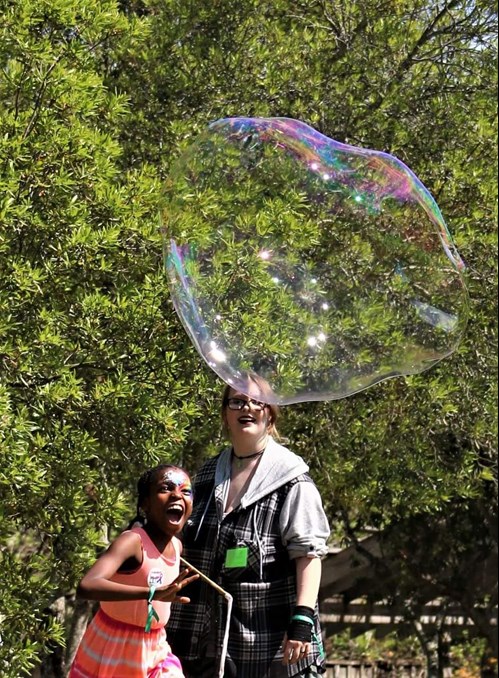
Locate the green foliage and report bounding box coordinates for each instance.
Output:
[0,0,497,672]
[0,0,210,671]
[326,628,422,662]
[326,628,488,675]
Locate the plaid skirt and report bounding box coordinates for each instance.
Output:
[69,608,185,677]
[257,661,323,677]
[182,656,323,678]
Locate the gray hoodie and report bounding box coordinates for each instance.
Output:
[214,436,330,559]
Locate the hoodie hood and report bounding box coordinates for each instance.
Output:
[215,437,309,510]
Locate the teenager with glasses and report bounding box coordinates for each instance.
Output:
[168,374,330,678]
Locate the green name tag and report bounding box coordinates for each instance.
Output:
[225,546,249,568]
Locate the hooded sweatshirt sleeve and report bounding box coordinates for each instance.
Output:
[279,479,330,559]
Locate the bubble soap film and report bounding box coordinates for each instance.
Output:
[162,117,468,405]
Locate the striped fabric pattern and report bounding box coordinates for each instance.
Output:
[70,607,185,677]
[168,453,326,678]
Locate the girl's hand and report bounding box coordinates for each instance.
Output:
[154,568,199,603]
[281,634,311,666]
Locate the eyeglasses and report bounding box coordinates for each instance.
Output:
[226,397,267,412]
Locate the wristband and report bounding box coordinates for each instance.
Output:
[287,605,314,643]
[145,585,160,633]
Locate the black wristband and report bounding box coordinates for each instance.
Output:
[287,605,315,643]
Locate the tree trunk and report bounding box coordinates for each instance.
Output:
[65,596,94,674]
[412,620,442,678]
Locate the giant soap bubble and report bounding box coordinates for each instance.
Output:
[162,117,468,404]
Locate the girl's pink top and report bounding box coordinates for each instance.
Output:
[100,527,180,629]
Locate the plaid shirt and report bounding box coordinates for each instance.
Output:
[168,450,327,678]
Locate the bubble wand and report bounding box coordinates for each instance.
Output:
[180,556,233,678]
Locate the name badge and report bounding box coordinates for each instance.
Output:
[225,546,249,568]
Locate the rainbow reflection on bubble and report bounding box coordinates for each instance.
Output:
[162,117,468,405]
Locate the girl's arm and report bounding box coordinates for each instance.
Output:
[295,555,322,608]
[282,556,322,664]
[77,532,198,603]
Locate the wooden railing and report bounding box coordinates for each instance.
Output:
[325,659,425,678]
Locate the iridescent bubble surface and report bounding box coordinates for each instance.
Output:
[162,117,468,404]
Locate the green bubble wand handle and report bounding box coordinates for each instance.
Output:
[180,556,233,678]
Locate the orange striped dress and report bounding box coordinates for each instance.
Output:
[69,528,185,677]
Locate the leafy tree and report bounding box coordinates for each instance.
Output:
[114,0,497,665]
[0,0,210,674]
[0,0,496,674]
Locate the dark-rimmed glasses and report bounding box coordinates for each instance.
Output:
[226,397,267,412]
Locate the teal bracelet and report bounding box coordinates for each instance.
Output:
[145,585,160,633]
[291,614,314,625]
[291,614,325,659]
